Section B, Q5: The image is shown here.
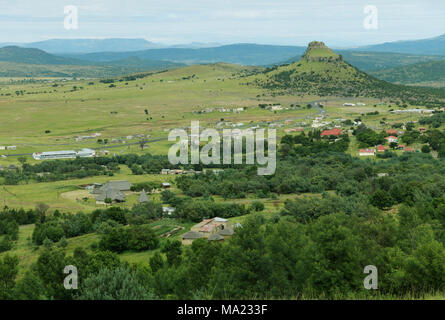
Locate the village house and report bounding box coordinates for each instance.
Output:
[92,180,132,204]
[385,136,399,143]
[181,231,203,245]
[138,190,150,203]
[386,129,400,136]
[321,128,342,137]
[377,145,388,152]
[162,207,176,216]
[359,149,376,156]
[182,217,235,245]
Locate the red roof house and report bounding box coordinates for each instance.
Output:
[321,128,342,136]
[385,136,399,143]
[377,145,388,152]
[386,129,399,135]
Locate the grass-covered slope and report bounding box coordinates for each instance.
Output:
[370,59,445,87]
[250,41,445,106]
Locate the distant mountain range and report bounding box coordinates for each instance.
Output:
[3,35,445,84]
[354,34,445,56]
[62,44,306,66]
[0,38,222,54]
[0,46,184,78]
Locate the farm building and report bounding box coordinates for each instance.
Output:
[359,149,376,156]
[385,136,399,143]
[33,148,95,160]
[321,128,342,137]
[92,180,132,204]
[181,231,203,245]
[191,217,229,236]
[95,185,126,203]
[92,180,132,194]
[162,207,176,216]
[138,190,150,203]
[208,234,225,242]
[386,129,401,136]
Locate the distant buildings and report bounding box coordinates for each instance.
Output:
[390,109,434,114]
[385,136,399,143]
[321,128,342,137]
[182,217,235,245]
[359,149,376,156]
[33,148,95,160]
[92,180,132,204]
[386,129,401,136]
[138,190,150,203]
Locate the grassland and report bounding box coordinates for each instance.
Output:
[0,60,440,279]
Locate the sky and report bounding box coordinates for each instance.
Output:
[1,0,445,47]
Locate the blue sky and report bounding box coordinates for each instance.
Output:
[1,0,445,46]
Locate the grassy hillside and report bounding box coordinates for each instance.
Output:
[0,46,86,65]
[250,41,445,106]
[370,59,445,87]
[64,44,307,66]
[339,51,442,71]
[0,47,184,78]
[280,50,442,72]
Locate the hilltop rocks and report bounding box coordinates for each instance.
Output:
[302,41,343,62]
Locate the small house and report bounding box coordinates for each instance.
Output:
[359,149,375,156]
[181,231,203,245]
[138,190,150,203]
[385,136,398,143]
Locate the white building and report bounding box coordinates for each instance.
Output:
[33,148,95,160]
[359,149,376,156]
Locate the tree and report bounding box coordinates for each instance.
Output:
[370,189,394,210]
[250,201,265,212]
[18,156,27,166]
[162,240,182,266]
[36,248,71,300]
[0,254,19,300]
[76,266,156,300]
[128,225,159,251]
[13,271,46,300]
[421,145,431,153]
[149,252,165,273]
[139,139,148,150]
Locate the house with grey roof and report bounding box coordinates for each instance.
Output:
[92,180,132,195]
[218,227,235,238]
[181,231,203,245]
[138,190,150,203]
[208,234,224,242]
[94,182,130,203]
